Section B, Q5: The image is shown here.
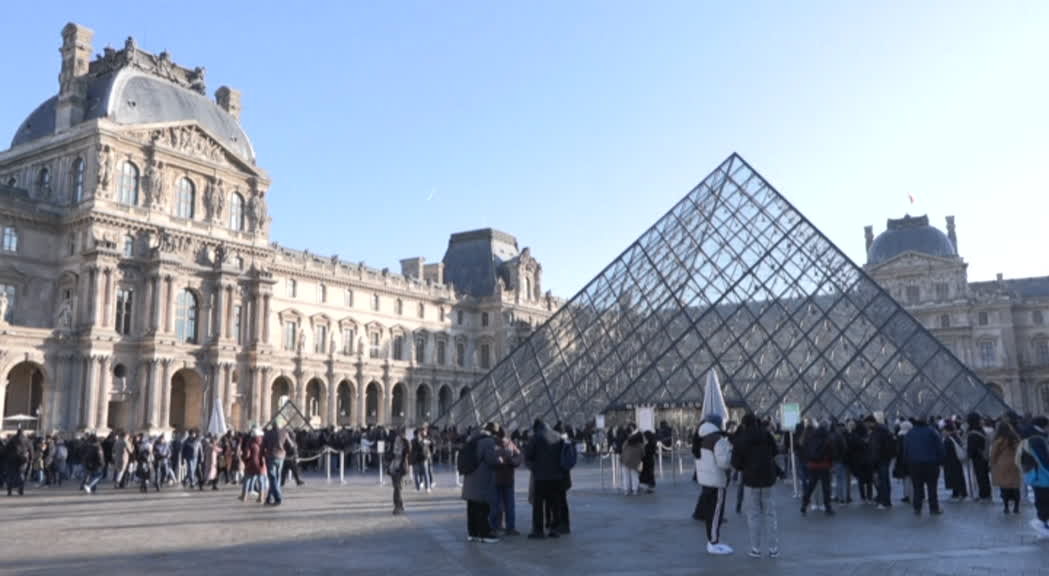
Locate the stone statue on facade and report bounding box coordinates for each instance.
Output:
[143,157,166,210]
[297,328,306,355]
[55,299,73,331]
[329,335,336,356]
[96,144,113,197]
[188,66,206,95]
[214,180,226,222]
[0,291,8,325]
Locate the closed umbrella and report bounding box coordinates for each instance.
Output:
[701,369,728,423]
[207,399,227,437]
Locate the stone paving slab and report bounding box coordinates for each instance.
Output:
[0,463,1046,575]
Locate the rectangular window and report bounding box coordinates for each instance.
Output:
[287,279,297,298]
[437,340,447,365]
[342,328,354,355]
[392,335,404,361]
[481,312,489,328]
[345,289,353,308]
[1,227,17,252]
[318,284,327,303]
[935,283,948,301]
[979,340,996,367]
[396,299,404,315]
[284,321,297,351]
[115,288,133,335]
[1034,310,1045,325]
[457,310,464,325]
[415,337,425,363]
[455,341,465,367]
[938,314,950,329]
[480,343,491,369]
[0,284,15,322]
[1037,339,1049,366]
[315,325,328,354]
[418,303,425,319]
[370,332,381,358]
[978,311,989,326]
[905,285,920,305]
[233,305,242,345]
[439,307,446,322]
[372,294,380,311]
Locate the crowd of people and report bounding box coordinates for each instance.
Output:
[2,410,1047,560]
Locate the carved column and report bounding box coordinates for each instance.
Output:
[147,359,160,428]
[381,374,391,426]
[356,372,366,427]
[142,274,154,334]
[249,367,261,425]
[212,283,224,342]
[222,363,233,420]
[81,356,97,429]
[101,268,113,328]
[66,356,82,430]
[252,293,263,344]
[96,355,111,431]
[262,294,271,344]
[224,286,233,340]
[327,367,337,427]
[160,359,172,429]
[86,267,99,325]
[164,276,175,334]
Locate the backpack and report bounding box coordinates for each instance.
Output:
[950,437,968,463]
[1023,437,1049,488]
[804,433,829,462]
[560,441,578,471]
[457,437,480,476]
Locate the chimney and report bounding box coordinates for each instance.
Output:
[55,22,94,132]
[215,86,242,121]
[945,215,957,253]
[400,257,425,280]
[864,225,874,253]
[423,262,445,284]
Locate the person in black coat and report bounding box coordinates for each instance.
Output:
[4,429,33,496]
[640,431,657,494]
[525,419,564,539]
[967,413,992,501]
[902,417,945,515]
[943,422,969,500]
[732,413,780,557]
[847,423,873,503]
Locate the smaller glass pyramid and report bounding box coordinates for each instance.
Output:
[268,400,313,431]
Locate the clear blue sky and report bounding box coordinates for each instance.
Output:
[3,2,1047,296]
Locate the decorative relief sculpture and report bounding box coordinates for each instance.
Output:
[0,291,8,325]
[92,36,206,95]
[143,157,167,211]
[96,144,113,197]
[127,126,229,166]
[55,299,74,331]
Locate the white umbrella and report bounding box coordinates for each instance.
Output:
[701,369,728,423]
[207,399,227,437]
[3,414,38,422]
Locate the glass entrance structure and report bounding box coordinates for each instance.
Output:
[439,154,1009,429]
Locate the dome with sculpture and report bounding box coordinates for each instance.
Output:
[866,214,958,266]
[11,30,254,163]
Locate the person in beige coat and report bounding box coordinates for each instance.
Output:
[990,421,1021,514]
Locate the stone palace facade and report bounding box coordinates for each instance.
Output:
[865,214,1049,415]
[0,23,559,434]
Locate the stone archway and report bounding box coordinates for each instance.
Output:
[169,369,204,431]
[365,381,381,426]
[337,380,354,426]
[306,378,326,426]
[3,361,45,432]
[391,382,406,427]
[271,376,293,419]
[416,383,431,424]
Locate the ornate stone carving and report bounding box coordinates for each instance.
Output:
[143,156,167,211]
[91,36,206,95]
[203,177,226,223]
[127,125,230,166]
[247,181,268,233]
[0,291,8,325]
[55,299,74,331]
[96,144,113,198]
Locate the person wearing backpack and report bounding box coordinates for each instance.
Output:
[1016,416,1049,537]
[81,435,105,494]
[866,413,895,510]
[942,422,969,501]
[490,426,523,536]
[461,422,502,543]
[4,428,32,496]
[801,420,835,517]
[551,422,576,535]
[525,419,564,539]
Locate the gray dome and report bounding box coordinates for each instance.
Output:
[11,69,254,162]
[868,215,956,265]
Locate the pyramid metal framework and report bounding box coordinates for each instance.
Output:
[267,400,313,431]
[440,154,1009,430]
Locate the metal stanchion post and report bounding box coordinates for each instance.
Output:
[339,451,345,484]
[600,453,606,490]
[325,448,332,484]
[658,446,664,480]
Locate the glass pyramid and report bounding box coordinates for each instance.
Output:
[443,154,1009,429]
[268,400,313,431]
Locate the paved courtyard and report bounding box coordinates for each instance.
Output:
[1,461,1047,576]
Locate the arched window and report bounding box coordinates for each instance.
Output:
[176,178,195,219]
[175,290,198,344]
[1,227,17,252]
[37,167,50,193]
[72,158,85,203]
[119,161,139,205]
[1035,337,1049,366]
[229,192,245,231]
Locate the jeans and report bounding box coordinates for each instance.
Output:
[241,474,263,500]
[972,457,992,500]
[833,463,850,502]
[266,458,284,504]
[803,469,832,511]
[910,462,940,512]
[1034,486,1049,523]
[154,461,170,489]
[490,484,516,531]
[414,460,432,490]
[621,468,639,494]
[743,486,779,552]
[875,462,891,507]
[184,458,198,487]
[532,479,560,536]
[392,473,404,510]
[84,469,103,492]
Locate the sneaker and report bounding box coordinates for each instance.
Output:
[747,548,762,559]
[800,506,807,517]
[426,488,432,494]
[930,509,943,515]
[876,505,889,511]
[1030,519,1049,538]
[768,548,780,559]
[706,543,734,556]
[467,536,479,542]
[505,529,521,537]
[480,537,501,544]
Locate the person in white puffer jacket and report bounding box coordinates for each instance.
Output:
[693,414,734,555]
